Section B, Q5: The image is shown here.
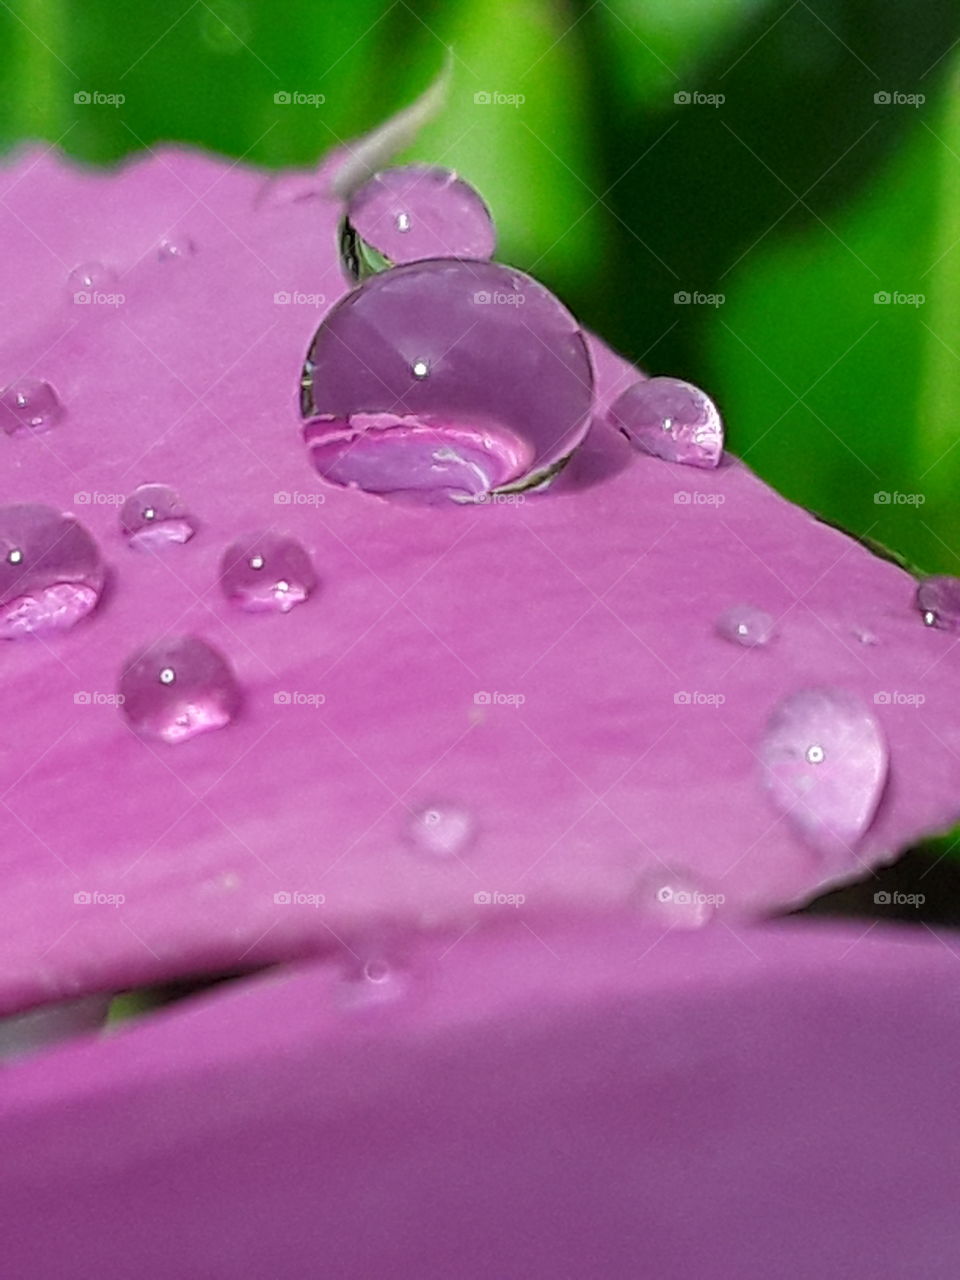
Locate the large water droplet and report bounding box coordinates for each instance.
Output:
[716,604,776,648]
[609,376,724,468]
[759,687,888,858]
[119,635,241,744]
[219,533,316,613]
[67,261,117,299]
[916,576,960,631]
[301,260,593,502]
[404,803,475,859]
[0,379,63,435]
[0,504,104,638]
[120,484,196,550]
[340,165,496,283]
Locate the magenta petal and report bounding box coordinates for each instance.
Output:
[0,145,958,1009]
[3,919,960,1278]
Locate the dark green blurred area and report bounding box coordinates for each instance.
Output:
[3,0,960,572]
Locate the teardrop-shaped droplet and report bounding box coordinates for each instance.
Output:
[340,165,495,283]
[404,803,475,859]
[0,504,104,638]
[120,484,196,550]
[716,604,776,648]
[609,376,724,469]
[157,235,196,262]
[759,687,888,858]
[301,260,593,502]
[916,576,960,631]
[219,533,316,613]
[119,635,241,744]
[635,869,721,930]
[0,379,63,436]
[67,260,117,300]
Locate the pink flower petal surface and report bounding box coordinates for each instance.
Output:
[0,146,958,1013]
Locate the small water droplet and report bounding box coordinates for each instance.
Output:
[120,484,197,550]
[609,376,724,468]
[67,261,117,298]
[0,504,104,638]
[853,627,878,646]
[119,635,241,745]
[716,604,776,648]
[157,236,196,262]
[760,687,888,858]
[404,803,475,858]
[412,359,430,379]
[219,533,316,613]
[916,576,960,631]
[336,953,407,1009]
[636,869,720,929]
[0,379,63,435]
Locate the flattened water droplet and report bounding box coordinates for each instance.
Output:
[635,869,721,929]
[853,626,879,646]
[609,376,724,469]
[0,504,104,638]
[67,261,117,299]
[157,235,196,262]
[220,533,316,613]
[916,576,960,631]
[716,604,776,648]
[0,379,63,435]
[760,687,888,858]
[120,484,196,550]
[404,803,475,858]
[119,635,241,744]
[340,165,495,283]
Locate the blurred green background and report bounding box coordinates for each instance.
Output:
[3,0,960,572]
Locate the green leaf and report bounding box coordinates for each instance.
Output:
[708,62,960,574]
